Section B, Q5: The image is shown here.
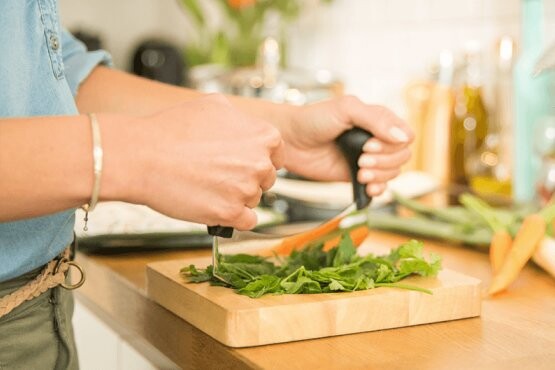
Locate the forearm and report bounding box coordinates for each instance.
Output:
[0,115,130,221]
[76,66,298,132]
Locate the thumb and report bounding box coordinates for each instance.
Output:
[339,96,413,145]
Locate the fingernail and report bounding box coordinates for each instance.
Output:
[359,170,375,182]
[363,140,382,152]
[358,154,377,167]
[389,126,409,143]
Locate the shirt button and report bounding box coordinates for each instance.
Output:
[50,35,60,51]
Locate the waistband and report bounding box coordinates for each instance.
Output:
[0,239,84,318]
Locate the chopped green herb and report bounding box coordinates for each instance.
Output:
[180,233,442,298]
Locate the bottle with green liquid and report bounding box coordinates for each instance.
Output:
[449,46,489,193]
[513,0,554,202]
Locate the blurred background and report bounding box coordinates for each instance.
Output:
[61,1,555,368]
[61,0,555,205]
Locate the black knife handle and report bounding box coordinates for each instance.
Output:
[335,127,374,210]
[207,225,233,238]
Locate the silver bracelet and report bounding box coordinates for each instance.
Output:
[82,113,103,231]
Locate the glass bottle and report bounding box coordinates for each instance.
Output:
[449,46,489,190]
[513,0,552,202]
[467,37,515,198]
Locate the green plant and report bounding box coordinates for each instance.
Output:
[181,233,441,298]
[178,0,333,67]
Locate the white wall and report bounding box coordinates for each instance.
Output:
[288,0,555,113]
[59,0,555,115]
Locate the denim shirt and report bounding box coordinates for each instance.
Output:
[0,0,112,281]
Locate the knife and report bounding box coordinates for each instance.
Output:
[208,127,373,283]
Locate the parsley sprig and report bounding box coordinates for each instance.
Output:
[181,234,441,298]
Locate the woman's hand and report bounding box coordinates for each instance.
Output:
[279,96,413,196]
[102,94,284,230]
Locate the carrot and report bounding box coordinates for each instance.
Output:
[459,194,513,273]
[489,230,513,274]
[271,216,342,256]
[488,214,546,295]
[323,225,370,252]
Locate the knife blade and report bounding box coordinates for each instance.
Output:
[208,127,374,283]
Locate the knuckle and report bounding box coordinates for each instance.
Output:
[226,206,244,222]
[264,126,283,148]
[215,204,241,223]
[240,181,260,198]
[254,159,274,176]
[235,210,257,230]
[263,171,277,190]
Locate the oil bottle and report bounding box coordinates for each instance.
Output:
[467,37,515,199]
[449,45,489,192]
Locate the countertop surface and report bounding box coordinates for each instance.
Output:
[75,230,555,370]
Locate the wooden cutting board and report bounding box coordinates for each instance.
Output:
[146,243,481,348]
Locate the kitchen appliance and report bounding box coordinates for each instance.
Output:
[131,39,185,86]
[188,37,343,105]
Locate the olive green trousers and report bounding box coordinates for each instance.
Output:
[0,267,79,370]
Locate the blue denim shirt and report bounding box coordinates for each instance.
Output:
[0,1,112,282]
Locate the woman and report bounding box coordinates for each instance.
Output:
[0,1,413,369]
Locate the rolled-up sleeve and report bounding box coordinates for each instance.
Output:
[61,29,113,97]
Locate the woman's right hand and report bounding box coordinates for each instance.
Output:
[100,94,284,230]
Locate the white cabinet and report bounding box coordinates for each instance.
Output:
[73,300,158,370]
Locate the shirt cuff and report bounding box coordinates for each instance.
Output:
[61,30,113,97]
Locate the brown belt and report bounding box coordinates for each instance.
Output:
[0,247,85,318]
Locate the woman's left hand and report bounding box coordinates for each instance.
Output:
[279,95,414,197]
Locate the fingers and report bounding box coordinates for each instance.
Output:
[366,182,387,197]
[235,207,258,230]
[358,148,411,170]
[245,187,263,209]
[356,145,410,198]
[222,206,258,231]
[362,138,410,154]
[260,166,277,192]
[261,123,285,170]
[212,203,258,230]
[358,168,401,184]
[338,95,414,145]
[270,138,285,170]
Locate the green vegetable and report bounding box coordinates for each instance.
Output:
[181,234,442,298]
[459,193,507,232]
[358,192,539,249]
[365,210,493,248]
[393,193,478,226]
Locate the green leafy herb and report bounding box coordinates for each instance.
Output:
[180,234,442,298]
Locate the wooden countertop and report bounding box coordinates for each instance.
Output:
[75,230,555,370]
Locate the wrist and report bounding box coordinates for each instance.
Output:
[94,113,145,204]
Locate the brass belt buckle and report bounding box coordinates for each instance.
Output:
[54,258,86,290]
